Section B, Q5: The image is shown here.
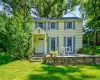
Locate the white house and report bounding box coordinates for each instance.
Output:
[30,17,82,55]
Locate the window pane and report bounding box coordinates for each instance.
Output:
[67,22,72,29]
[39,23,43,29]
[51,22,55,29]
[67,37,72,51]
[51,38,55,51]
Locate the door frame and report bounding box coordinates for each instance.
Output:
[37,38,44,53]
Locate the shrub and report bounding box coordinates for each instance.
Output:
[77,47,92,54]
[0,53,12,65]
[78,46,100,55]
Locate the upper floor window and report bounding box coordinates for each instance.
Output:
[67,22,72,29]
[38,22,44,29]
[64,22,75,30]
[50,22,56,29]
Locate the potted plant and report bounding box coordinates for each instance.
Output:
[54,51,58,57]
[50,51,54,57]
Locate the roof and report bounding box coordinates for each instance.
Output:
[32,17,81,21]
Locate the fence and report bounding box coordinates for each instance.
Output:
[43,56,100,66]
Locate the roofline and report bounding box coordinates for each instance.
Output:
[31,17,82,21]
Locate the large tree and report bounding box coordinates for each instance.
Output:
[0,12,30,59]
[2,0,79,18]
[80,0,100,50]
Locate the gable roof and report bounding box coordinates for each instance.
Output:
[32,17,81,21]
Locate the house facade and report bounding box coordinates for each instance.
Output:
[31,17,82,55]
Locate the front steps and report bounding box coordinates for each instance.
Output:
[30,57,43,62]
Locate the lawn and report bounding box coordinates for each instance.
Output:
[0,60,100,80]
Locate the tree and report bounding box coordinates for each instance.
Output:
[2,0,79,18]
[80,0,100,52]
[0,12,30,59]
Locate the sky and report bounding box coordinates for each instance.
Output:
[0,0,3,11]
[64,6,81,18]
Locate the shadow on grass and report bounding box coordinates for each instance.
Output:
[28,63,98,80]
[28,64,81,80]
[28,74,62,80]
[89,64,100,69]
[41,64,80,75]
[0,54,13,66]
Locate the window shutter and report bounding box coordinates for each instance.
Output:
[35,22,38,28]
[47,37,50,53]
[56,37,59,51]
[44,22,46,30]
[73,22,75,29]
[48,22,50,30]
[73,36,76,52]
[56,22,59,30]
[64,21,67,30]
[64,36,66,47]
[64,36,66,53]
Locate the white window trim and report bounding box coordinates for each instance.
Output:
[50,22,56,30]
[66,22,74,29]
[38,22,44,29]
[66,37,73,52]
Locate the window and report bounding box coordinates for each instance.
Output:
[51,22,56,29]
[51,37,56,51]
[38,22,43,29]
[67,22,72,29]
[67,37,72,51]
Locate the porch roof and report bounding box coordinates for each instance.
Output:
[32,27,47,34]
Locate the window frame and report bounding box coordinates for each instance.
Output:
[38,22,44,29]
[50,37,57,51]
[66,37,73,52]
[50,22,56,30]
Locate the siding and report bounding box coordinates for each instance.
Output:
[32,20,82,54]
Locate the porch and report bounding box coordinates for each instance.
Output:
[32,27,47,55]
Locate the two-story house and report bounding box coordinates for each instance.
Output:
[31,17,82,55]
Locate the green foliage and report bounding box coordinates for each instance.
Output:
[0,53,12,65]
[77,48,91,54]
[0,12,30,59]
[2,0,79,18]
[80,0,100,46]
[77,46,100,54]
[96,46,100,54]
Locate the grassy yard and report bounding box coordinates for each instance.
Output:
[0,60,100,80]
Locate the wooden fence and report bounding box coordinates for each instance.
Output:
[43,56,100,66]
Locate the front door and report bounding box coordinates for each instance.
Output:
[37,38,44,53]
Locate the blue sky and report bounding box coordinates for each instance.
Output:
[64,6,81,18]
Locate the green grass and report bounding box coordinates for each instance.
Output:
[0,60,100,80]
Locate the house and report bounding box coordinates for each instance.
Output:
[31,17,82,55]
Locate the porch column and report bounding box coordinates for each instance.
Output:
[44,34,47,55]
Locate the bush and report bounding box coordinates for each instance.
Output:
[78,46,100,55]
[96,46,100,54]
[77,47,92,54]
[0,53,12,65]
